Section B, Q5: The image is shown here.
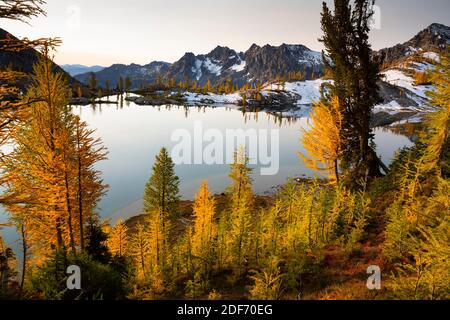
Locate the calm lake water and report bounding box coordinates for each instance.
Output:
[1,96,414,252]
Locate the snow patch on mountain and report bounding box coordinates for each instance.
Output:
[192,59,203,81]
[301,51,322,65]
[204,58,222,76]
[381,69,433,101]
[422,51,440,62]
[411,61,435,72]
[190,58,223,81]
[230,60,246,72]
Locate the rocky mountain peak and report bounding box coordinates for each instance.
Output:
[207,46,241,65]
[407,23,450,50]
[378,23,450,65]
[428,23,450,37]
[247,43,261,53]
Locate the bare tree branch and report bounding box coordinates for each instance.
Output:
[0,0,46,23]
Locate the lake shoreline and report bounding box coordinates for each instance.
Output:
[123,92,429,127]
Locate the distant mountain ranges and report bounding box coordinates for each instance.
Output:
[61,64,105,77]
[72,23,449,90]
[72,61,171,89]
[1,23,449,91]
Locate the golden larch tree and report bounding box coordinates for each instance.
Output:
[300,96,342,184]
[191,181,217,275]
[129,223,151,280]
[227,147,254,276]
[107,219,129,257]
[3,50,107,265]
[146,210,170,290]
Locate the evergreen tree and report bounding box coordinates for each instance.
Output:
[320,0,383,184]
[86,219,111,264]
[31,249,127,300]
[143,147,180,219]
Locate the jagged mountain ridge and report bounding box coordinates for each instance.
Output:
[166,46,247,87]
[74,61,171,89]
[75,43,324,88]
[164,43,324,87]
[378,23,450,66]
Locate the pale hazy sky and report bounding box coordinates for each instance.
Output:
[1,0,449,66]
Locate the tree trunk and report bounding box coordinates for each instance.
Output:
[64,171,76,253]
[76,126,85,251]
[18,223,27,300]
[56,216,64,249]
[334,159,340,184]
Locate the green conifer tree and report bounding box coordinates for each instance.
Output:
[321,0,383,184]
[143,147,180,220]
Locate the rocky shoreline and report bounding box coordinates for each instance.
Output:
[70,97,119,106]
[69,89,427,128]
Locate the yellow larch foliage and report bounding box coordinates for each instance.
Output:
[107,219,129,257]
[191,181,217,270]
[129,223,151,280]
[146,210,170,289]
[3,54,107,264]
[227,147,254,275]
[300,96,342,184]
[422,50,450,176]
